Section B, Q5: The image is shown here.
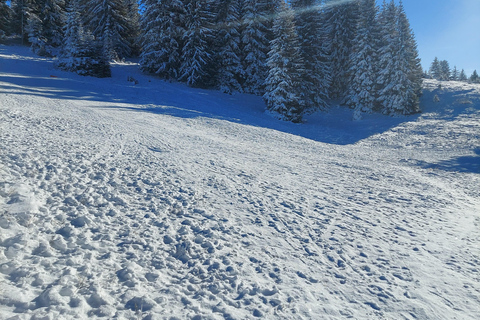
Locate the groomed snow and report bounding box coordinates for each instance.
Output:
[0,45,479,320]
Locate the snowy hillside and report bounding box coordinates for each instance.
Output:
[1,45,479,320]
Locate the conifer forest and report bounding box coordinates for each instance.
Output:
[0,0,431,121]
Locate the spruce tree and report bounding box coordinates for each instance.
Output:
[397,0,422,113]
[241,0,273,95]
[323,0,358,100]
[471,70,479,83]
[451,66,459,81]
[179,0,215,87]
[439,60,450,81]
[57,0,110,77]
[344,0,380,119]
[0,0,12,40]
[26,0,44,54]
[459,69,467,81]
[429,57,441,80]
[38,0,66,56]
[263,0,305,123]
[290,0,330,112]
[214,0,243,93]
[139,0,186,79]
[124,0,141,56]
[84,0,132,60]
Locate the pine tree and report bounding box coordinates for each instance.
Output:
[124,0,141,56]
[139,0,186,79]
[471,70,479,83]
[429,57,441,80]
[459,69,467,81]
[26,0,44,54]
[241,0,273,94]
[56,0,110,77]
[439,60,450,81]
[0,0,12,40]
[376,1,420,115]
[179,0,215,87]
[214,0,243,93]
[11,0,36,42]
[451,66,459,81]
[84,0,132,60]
[396,0,422,113]
[263,0,305,123]
[344,0,380,119]
[38,0,66,56]
[323,0,358,100]
[290,0,330,112]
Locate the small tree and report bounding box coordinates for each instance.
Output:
[459,69,467,81]
[450,66,459,81]
[429,57,441,80]
[439,60,450,81]
[470,70,479,83]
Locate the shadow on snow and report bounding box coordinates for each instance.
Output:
[0,44,453,146]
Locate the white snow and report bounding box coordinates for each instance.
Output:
[1,45,479,320]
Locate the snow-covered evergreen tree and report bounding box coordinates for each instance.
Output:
[290,0,330,112]
[37,0,66,56]
[375,1,419,115]
[84,0,132,60]
[25,0,44,53]
[124,0,141,56]
[11,0,36,42]
[459,69,467,81]
[322,0,358,100]
[471,70,479,83]
[179,0,215,87]
[264,0,305,123]
[214,0,244,93]
[0,0,12,41]
[396,0,422,113]
[429,57,441,80]
[56,0,110,77]
[439,59,450,81]
[241,0,273,94]
[140,0,186,79]
[451,66,459,81]
[344,0,380,118]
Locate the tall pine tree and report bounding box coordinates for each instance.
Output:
[0,0,12,40]
[345,0,380,119]
[179,0,215,87]
[322,0,358,100]
[264,0,305,123]
[396,0,422,114]
[290,0,330,112]
[84,0,132,60]
[139,0,186,78]
[241,0,273,94]
[214,0,244,93]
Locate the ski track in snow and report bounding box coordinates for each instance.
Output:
[1,45,479,319]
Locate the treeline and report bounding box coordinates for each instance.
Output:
[427,57,479,83]
[1,0,423,122]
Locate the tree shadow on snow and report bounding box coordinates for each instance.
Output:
[0,45,423,145]
[414,148,480,174]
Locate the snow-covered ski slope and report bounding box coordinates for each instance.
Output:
[0,45,479,320]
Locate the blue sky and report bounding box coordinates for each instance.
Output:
[389,0,480,75]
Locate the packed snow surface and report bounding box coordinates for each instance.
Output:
[1,45,479,320]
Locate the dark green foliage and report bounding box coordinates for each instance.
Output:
[264,0,305,123]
